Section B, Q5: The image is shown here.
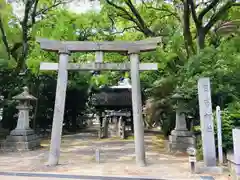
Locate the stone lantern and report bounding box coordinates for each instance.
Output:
[169,93,195,152]
[3,87,40,151]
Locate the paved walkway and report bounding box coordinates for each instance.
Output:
[0,176,66,180]
[0,132,230,180]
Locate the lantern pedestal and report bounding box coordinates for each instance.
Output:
[2,87,40,151]
[169,110,195,152]
[168,93,195,153]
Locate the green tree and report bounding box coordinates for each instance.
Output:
[0,0,66,71]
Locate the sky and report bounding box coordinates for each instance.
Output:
[9,0,101,19]
[9,0,144,18]
[66,0,101,13]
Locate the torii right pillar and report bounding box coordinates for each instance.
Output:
[129,50,146,166]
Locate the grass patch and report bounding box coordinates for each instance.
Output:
[126,135,134,140]
[151,135,166,152]
[117,155,135,161]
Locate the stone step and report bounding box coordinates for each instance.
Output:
[2,139,41,151]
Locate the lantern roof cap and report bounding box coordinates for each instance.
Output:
[12,86,37,101]
[171,93,184,100]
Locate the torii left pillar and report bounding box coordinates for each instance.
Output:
[48,47,69,166]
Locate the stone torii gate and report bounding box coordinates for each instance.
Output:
[37,38,161,167]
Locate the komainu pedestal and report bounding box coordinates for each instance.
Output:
[169,111,195,152]
[2,87,40,151]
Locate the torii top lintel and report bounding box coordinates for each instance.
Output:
[37,37,161,53]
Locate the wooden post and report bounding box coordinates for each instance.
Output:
[129,51,146,166]
[95,51,103,63]
[48,47,69,166]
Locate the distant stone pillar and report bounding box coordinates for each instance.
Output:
[233,128,240,176]
[3,87,40,151]
[119,117,126,139]
[108,116,118,137]
[102,117,108,138]
[169,93,195,152]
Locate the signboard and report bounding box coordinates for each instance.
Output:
[189,156,197,162]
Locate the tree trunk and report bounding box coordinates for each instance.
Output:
[71,108,77,132]
[197,28,206,51]
[183,0,194,57]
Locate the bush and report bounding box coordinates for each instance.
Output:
[194,101,240,160]
[216,102,240,152]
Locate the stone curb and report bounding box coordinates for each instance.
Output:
[0,171,166,180]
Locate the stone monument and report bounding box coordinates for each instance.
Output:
[2,87,40,151]
[197,78,216,167]
[196,78,223,174]
[169,93,195,152]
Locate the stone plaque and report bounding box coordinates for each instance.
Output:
[198,78,216,167]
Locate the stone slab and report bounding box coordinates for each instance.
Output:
[169,135,195,152]
[171,130,193,137]
[2,139,41,151]
[169,143,194,152]
[10,129,35,136]
[6,134,39,142]
[169,135,195,144]
[195,166,224,174]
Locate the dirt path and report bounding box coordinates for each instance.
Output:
[0,132,229,179]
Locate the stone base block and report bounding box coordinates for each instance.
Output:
[171,129,193,136]
[196,166,224,174]
[10,129,34,136]
[169,135,195,152]
[3,139,41,151]
[227,152,240,180]
[6,134,38,142]
[2,129,41,151]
